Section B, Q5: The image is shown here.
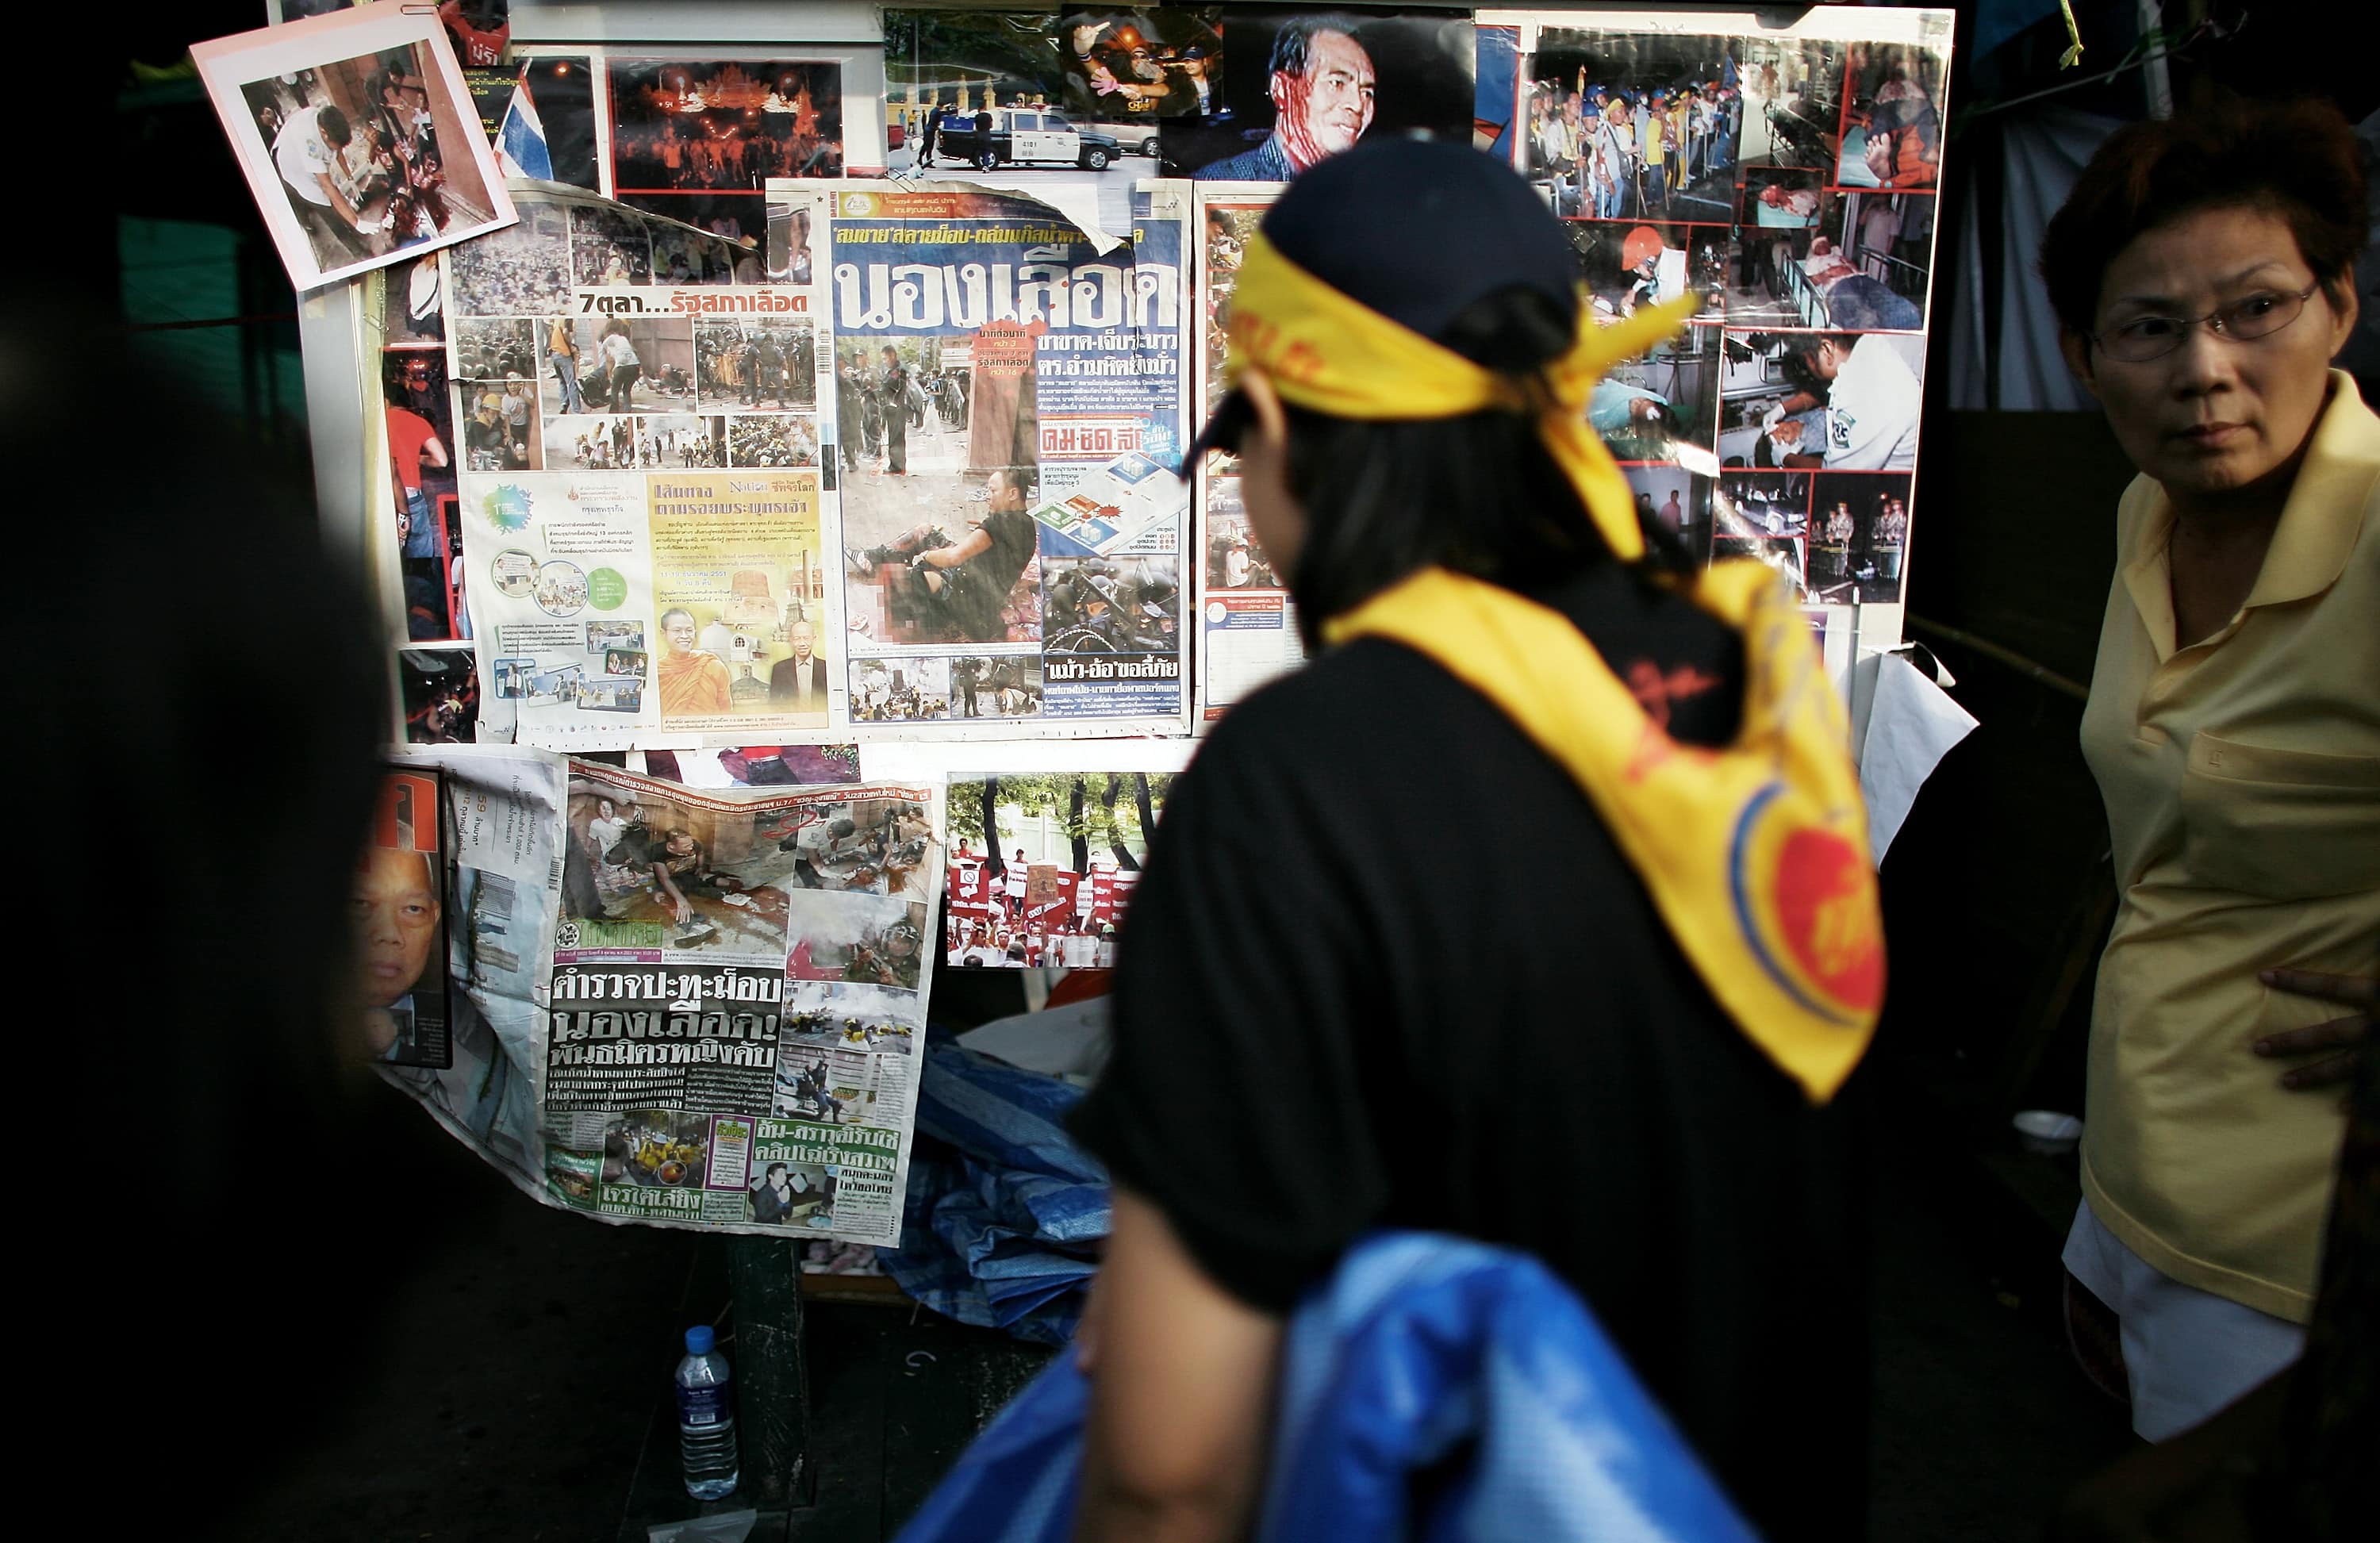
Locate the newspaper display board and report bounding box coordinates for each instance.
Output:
[440,182,846,750]
[378,745,941,1247]
[1480,6,1952,654]
[787,177,1196,739]
[1190,181,1304,723]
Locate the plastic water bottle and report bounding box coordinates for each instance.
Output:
[676,1325,740,1500]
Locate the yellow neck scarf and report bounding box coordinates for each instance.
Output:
[1226,232,1882,1101]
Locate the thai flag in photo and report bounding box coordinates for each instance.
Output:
[497,71,554,180]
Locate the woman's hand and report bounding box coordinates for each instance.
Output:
[2254,968,2375,1092]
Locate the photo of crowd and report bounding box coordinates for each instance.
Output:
[454,317,537,379]
[609,60,845,193]
[549,413,727,470]
[1058,9,1227,125]
[697,319,818,410]
[1526,31,1741,221]
[943,769,1170,967]
[570,204,654,285]
[445,201,570,317]
[1838,42,1944,190]
[730,416,822,468]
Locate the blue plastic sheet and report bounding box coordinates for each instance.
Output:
[877,1034,1109,1346]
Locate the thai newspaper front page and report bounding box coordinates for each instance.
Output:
[440,183,845,749]
[786,177,1195,738]
[380,745,939,1247]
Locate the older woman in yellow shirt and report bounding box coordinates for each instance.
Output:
[2041,98,2377,1442]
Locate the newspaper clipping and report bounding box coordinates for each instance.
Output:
[382,745,940,1247]
[442,182,846,748]
[1192,182,1306,723]
[792,178,1195,736]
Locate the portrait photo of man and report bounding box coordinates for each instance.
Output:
[1169,9,1474,184]
[353,841,446,1065]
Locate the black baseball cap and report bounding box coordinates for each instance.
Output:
[1180,136,1579,471]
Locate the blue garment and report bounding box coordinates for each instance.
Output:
[1195,134,1295,182]
[401,487,436,558]
[894,1232,1757,1543]
[1822,274,1922,331]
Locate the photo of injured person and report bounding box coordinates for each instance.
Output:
[785,895,929,995]
[1837,41,1944,190]
[557,778,798,958]
[1725,190,1931,332]
[1719,329,1923,473]
[1582,314,1717,465]
[1569,219,1728,327]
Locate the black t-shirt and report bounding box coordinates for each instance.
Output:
[1069,561,1866,1539]
[943,505,1039,641]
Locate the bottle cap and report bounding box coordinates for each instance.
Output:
[685,1325,716,1354]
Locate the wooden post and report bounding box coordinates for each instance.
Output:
[727,1234,813,1510]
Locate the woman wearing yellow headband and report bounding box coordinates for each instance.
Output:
[1065,139,1879,1541]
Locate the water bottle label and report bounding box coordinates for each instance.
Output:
[678,1383,731,1428]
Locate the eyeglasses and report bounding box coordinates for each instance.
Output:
[2091,284,2320,363]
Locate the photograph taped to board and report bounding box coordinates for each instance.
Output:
[194,4,516,290]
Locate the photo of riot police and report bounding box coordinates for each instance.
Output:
[1040,555,1181,657]
[1528,31,1741,222]
[1736,34,1844,171]
[1813,470,1915,605]
[1164,8,1476,183]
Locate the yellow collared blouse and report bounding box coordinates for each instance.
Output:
[2078,373,2380,1323]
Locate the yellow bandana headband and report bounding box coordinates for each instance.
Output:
[1222,230,1699,562]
